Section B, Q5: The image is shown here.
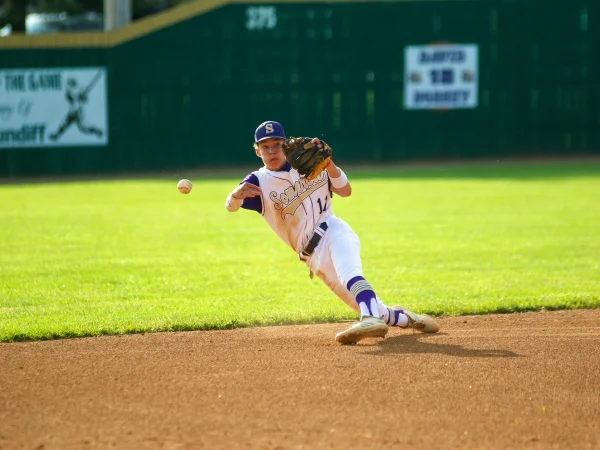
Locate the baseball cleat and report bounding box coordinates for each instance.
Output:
[392,306,440,333]
[335,315,388,345]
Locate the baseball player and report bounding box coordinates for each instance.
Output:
[225,120,439,344]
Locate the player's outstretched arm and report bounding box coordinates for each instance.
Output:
[225,182,262,212]
[326,160,352,197]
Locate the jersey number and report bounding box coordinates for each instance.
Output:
[317,196,328,214]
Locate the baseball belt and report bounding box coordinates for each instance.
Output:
[301,222,329,258]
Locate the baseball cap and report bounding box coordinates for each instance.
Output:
[254,121,286,143]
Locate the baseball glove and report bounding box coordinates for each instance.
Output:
[282,137,332,180]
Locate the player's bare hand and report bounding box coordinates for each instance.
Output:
[232,182,262,199]
[310,137,323,148]
[310,138,333,170]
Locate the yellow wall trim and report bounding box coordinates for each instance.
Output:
[0,0,226,48]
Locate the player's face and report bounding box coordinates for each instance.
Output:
[255,138,286,170]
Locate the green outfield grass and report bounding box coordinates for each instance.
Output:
[1,160,599,342]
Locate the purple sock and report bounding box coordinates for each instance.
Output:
[347,276,378,317]
[388,308,403,326]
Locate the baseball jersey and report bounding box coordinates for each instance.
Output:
[240,162,333,253]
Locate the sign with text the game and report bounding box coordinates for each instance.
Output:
[0,67,108,148]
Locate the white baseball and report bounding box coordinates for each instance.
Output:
[177,179,192,194]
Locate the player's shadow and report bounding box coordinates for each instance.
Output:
[370,333,520,358]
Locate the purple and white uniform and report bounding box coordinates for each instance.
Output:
[225,120,427,332]
[238,163,363,313]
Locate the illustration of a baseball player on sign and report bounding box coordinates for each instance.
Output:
[49,72,103,141]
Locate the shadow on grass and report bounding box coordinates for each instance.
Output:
[1,157,600,185]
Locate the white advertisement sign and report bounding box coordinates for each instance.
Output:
[405,44,478,110]
[0,67,108,148]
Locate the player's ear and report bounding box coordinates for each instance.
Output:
[254,144,261,158]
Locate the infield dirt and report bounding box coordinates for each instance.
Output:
[1,309,599,449]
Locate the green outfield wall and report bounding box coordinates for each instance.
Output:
[0,0,599,177]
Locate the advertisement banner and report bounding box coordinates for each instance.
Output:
[404,44,478,110]
[0,67,108,148]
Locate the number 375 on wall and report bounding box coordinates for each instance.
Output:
[245,6,277,30]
